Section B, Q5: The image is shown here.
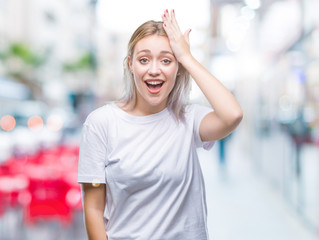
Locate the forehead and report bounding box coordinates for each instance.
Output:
[134,35,172,55]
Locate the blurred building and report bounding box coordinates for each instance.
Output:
[0,0,97,109]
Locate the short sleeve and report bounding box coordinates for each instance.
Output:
[77,123,107,184]
[192,104,215,150]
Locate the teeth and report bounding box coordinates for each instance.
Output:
[147,81,162,85]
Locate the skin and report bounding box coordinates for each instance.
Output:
[81,183,108,240]
[126,35,180,116]
[161,9,243,141]
[81,9,243,240]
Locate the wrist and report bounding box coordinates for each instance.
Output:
[178,54,195,69]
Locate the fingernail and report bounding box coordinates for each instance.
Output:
[164,23,166,27]
[173,9,175,13]
[166,9,168,13]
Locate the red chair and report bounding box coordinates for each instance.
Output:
[0,174,30,208]
[0,144,81,226]
[24,177,72,225]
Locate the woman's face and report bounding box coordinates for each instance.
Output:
[129,35,178,113]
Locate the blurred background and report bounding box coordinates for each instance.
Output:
[0,0,318,239]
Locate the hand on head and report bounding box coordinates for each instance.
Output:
[161,9,192,64]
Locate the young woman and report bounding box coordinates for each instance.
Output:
[78,10,242,240]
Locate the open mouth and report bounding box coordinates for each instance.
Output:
[145,80,164,94]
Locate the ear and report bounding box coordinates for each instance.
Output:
[127,55,133,72]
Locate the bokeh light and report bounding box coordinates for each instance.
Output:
[46,115,63,131]
[66,188,81,207]
[27,115,44,131]
[0,115,16,131]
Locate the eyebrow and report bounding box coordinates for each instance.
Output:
[136,49,174,56]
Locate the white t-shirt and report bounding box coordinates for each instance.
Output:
[78,102,214,240]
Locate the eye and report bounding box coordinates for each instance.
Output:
[139,58,149,64]
[162,59,172,64]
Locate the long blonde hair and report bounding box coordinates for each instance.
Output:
[121,20,191,121]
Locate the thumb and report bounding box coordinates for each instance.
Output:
[184,29,191,44]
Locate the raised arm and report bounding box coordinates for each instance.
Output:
[82,183,108,240]
[162,10,243,141]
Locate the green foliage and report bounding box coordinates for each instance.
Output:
[63,51,96,72]
[1,43,47,67]
[0,51,4,60]
[0,42,96,73]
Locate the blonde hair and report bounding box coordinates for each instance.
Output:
[121,20,191,121]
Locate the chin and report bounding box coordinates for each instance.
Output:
[146,97,166,108]
[148,100,163,107]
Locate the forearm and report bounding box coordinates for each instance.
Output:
[161,9,242,125]
[181,55,242,125]
[82,183,108,240]
[84,208,108,240]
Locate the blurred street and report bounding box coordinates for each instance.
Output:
[199,131,318,240]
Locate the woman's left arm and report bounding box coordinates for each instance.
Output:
[162,10,243,141]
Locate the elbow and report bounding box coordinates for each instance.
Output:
[235,109,243,125]
[229,109,243,128]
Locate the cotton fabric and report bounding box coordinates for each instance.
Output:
[78,102,214,240]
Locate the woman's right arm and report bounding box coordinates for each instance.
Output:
[82,183,108,240]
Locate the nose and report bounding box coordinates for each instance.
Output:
[148,61,161,76]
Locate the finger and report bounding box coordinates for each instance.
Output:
[163,11,174,34]
[164,9,170,21]
[162,10,171,28]
[171,9,175,17]
[163,22,174,40]
[162,10,167,21]
[170,9,179,28]
[163,9,185,42]
[169,10,183,35]
[184,29,192,44]
[161,13,166,22]
[166,9,177,27]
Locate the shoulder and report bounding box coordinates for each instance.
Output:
[184,103,213,115]
[182,103,214,128]
[84,102,115,128]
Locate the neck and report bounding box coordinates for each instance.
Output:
[119,99,167,116]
